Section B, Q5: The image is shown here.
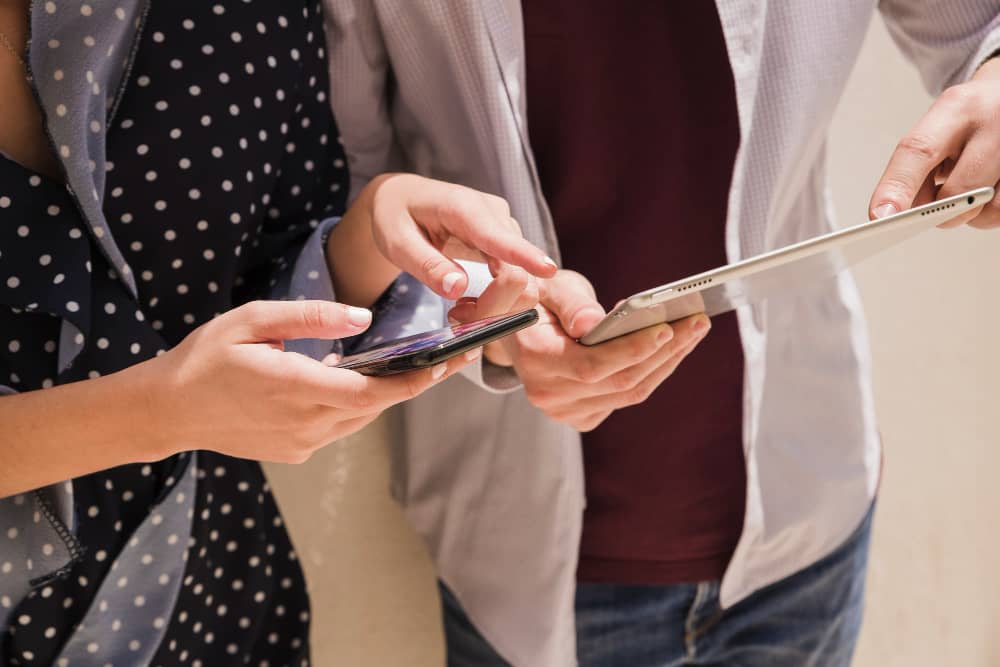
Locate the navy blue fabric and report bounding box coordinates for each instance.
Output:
[1,1,346,664]
[440,505,874,667]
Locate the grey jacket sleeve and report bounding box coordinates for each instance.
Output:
[324,0,405,204]
[879,0,1000,93]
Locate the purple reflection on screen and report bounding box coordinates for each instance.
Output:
[336,314,513,367]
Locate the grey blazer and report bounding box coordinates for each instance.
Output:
[324,1,1000,665]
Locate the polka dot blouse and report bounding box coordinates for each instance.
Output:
[1,1,346,664]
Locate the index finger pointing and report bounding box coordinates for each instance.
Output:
[869,95,972,219]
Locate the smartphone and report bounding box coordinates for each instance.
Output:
[335,309,539,376]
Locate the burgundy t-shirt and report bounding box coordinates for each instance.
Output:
[524,2,747,583]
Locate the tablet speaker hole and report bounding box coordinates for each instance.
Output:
[677,277,713,293]
[921,202,957,216]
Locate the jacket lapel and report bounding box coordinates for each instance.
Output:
[28,0,151,298]
[481,0,562,261]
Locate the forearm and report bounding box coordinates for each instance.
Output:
[0,364,168,498]
[325,177,400,308]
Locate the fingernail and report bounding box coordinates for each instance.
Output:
[464,347,482,361]
[442,272,464,296]
[447,316,459,327]
[347,307,372,327]
[543,255,558,269]
[657,328,674,344]
[431,363,448,379]
[873,203,898,219]
[694,316,711,333]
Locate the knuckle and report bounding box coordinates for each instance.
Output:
[940,84,976,110]
[439,188,480,223]
[622,384,652,407]
[970,212,1000,230]
[404,372,427,400]
[895,133,941,164]
[485,193,512,217]
[300,300,331,331]
[571,357,600,384]
[419,254,449,278]
[287,449,314,465]
[240,300,270,327]
[575,413,607,433]
[523,384,551,407]
[631,334,655,360]
[609,367,640,393]
[351,385,378,410]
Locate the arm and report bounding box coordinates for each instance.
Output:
[0,300,471,498]
[0,371,161,498]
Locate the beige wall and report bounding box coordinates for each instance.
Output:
[266,18,1000,667]
[830,19,1000,667]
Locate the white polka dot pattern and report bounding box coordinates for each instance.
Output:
[2,1,346,664]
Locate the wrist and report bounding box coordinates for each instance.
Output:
[326,177,400,307]
[115,356,180,462]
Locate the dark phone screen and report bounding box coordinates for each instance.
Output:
[336,314,521,368]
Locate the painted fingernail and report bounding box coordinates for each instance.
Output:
[431,363,448,379]
[657,328,674,344]
[873,203,898,219]
[442,272,464,296]
[464,347,482,361]
[347,307,372,327]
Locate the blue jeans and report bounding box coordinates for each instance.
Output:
[440,505,873,667]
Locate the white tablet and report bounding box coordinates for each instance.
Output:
[580,187,995,345]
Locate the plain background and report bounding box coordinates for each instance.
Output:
[265,16,1000,667]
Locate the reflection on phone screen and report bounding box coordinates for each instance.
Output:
[336,314,515,367]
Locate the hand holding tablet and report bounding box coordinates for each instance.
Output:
[581,187,994,345]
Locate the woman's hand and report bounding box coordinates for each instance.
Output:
[141,299,473,464]
[327,174,556,308]
[0,299,472,498]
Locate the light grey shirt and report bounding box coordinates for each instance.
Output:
[325,1,1000,665]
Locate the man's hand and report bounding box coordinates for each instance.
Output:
[869,58,1000,229]
[451,270,710,432]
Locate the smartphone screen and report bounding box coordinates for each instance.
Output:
[335,310,538,376]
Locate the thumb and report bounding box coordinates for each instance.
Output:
[539,271,606,339]
[220,300,373,343]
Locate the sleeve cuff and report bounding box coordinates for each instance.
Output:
[276,217,343,360]
[958,25,1000,84]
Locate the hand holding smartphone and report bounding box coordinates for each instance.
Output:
[335,310,539,376]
